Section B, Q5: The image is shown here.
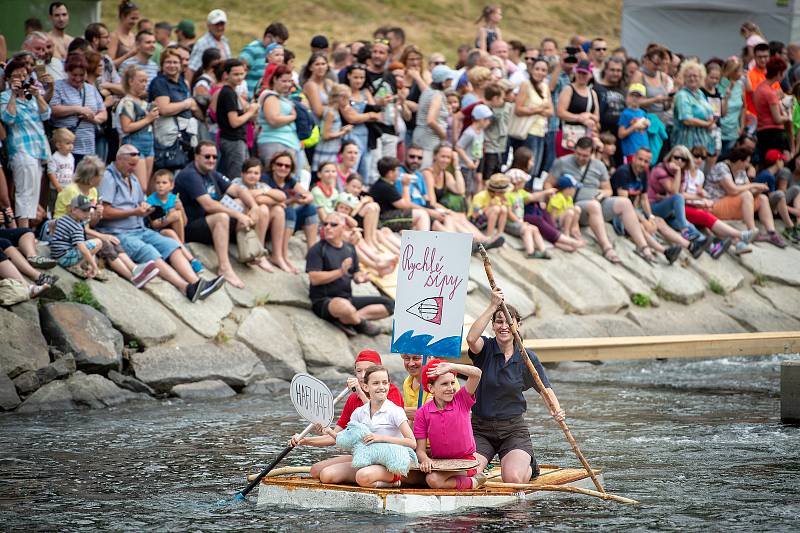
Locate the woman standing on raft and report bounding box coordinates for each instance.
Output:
[465,287,565,483]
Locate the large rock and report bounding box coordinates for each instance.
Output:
[523,314,644,339]
[469,257,537,318]
[285,308,353,371]
[753,285,800,321]
[9,299,40,330]
[143,277,233,338]
[243,378,291,396]
[171,379,236,399]
[226,267,311,309]
[235,307,307,379]
[579,248,661,307]
[493,246,629,315]
[35,354,76,387]
[615,239,706,304]
[40,302,123,373]
[738,245,800,286]
[17,380,76,413]
[689,253,744,294]
[87,275,177,347]
[0,373,21,410]
[108,370,156,396]
[130,340,268,392]
[185,242,219,271]
[0,307,50,379]
[13,371,40,395]
[626,303,746,335]
[719,292,800,332]
[66,371,148,409]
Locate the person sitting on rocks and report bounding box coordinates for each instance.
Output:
[368,156,431,232]
[306,211,394,337]
[705,146,786,248]
[174,141,276,287]
[334,194,398,277]
[97,144,224,302]
[0,209,58,288]
[547,136,658,264]
[611,148,696,263]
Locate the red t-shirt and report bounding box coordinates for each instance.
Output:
[753,80,782,131]
[335,384,404,429]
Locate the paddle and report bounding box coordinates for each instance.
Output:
[477,245,607,494]
[232,385,353,502]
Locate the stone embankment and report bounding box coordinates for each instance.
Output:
[2,222,799,414]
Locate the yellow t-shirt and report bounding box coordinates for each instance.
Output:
[54,183,98,219]
[471,190,508,217]
[402,373,461,408]
[546,191,573,218]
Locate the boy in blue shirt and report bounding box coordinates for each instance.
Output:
[755,149,799,243]
[617,83,650,163]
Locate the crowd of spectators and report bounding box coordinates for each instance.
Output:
[0,3,799,332]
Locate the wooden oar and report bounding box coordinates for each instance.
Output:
[232,385,353,502]
[477,245,606,494]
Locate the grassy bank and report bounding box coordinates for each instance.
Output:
[101,0,621,62]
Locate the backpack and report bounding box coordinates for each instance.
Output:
[291,96,318,146]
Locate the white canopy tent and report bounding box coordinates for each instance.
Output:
[622,0,800,60]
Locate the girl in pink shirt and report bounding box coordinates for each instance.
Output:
[414,359,485,490]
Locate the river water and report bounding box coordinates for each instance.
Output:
[2,354,799,532]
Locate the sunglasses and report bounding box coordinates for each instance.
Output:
[123,151,140,157]
[594,47,607,52]
[407,154,423,160]
[525,56,537,61]
[202,154,218,160]
[323,221,340,227]
[273,162,292,169]
[431,60,446,66]
[373,39,390,46]
[673,156,689,162]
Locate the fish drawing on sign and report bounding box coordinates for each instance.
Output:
[406,297,443,325]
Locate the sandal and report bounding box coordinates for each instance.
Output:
[29,283,49,299]
[602,246,622,264]
[634,246,657,265]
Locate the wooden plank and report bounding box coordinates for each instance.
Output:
[456,331,800,363]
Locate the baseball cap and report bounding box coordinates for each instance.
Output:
[765,149,786,164]
[557,174,577,190]
[472,103,493,120]
[176,20,195,38]
[207,9,227,25]
[628,83,646,96]
[575,59,592,74]
[310,35,329,49]
[70,195,94,211]
[431,64,458,84]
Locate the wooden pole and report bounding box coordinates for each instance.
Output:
[477,245,606,494]
[484,481,639,505]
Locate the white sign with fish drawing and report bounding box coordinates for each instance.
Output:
[391,231,472,358]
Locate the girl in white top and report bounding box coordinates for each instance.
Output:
[349,365,416,487]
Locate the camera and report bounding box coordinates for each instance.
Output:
[564,46,580,64]
[21,78,34,100]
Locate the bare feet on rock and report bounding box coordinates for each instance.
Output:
[268,256,299,274]
[219,267,245,288]
[255,257,274,273]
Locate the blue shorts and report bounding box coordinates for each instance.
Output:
[117,229,180,263]
[285,203,319,232]
[122,134,155,158]
[56,240,97,267]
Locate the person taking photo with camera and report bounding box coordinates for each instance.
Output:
[0,58,51,228]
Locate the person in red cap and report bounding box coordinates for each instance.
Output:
[290,350,404,481]
[400,353,461,422]
[413,358,486,490]
[755,149,800,243]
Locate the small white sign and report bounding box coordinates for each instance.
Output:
[290,374,335,426]
[391,231,472,358]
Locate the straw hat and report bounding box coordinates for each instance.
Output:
[486,173,511,193]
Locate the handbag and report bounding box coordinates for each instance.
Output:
[236,227,264,264]
[560,84,594,150]
[507,82,538,140]
[154,117,189,171]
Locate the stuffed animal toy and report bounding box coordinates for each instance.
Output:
[335,421,419,475]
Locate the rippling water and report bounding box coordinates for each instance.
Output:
[2,355,799,532]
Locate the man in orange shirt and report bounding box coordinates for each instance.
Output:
[746,43,781,116]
